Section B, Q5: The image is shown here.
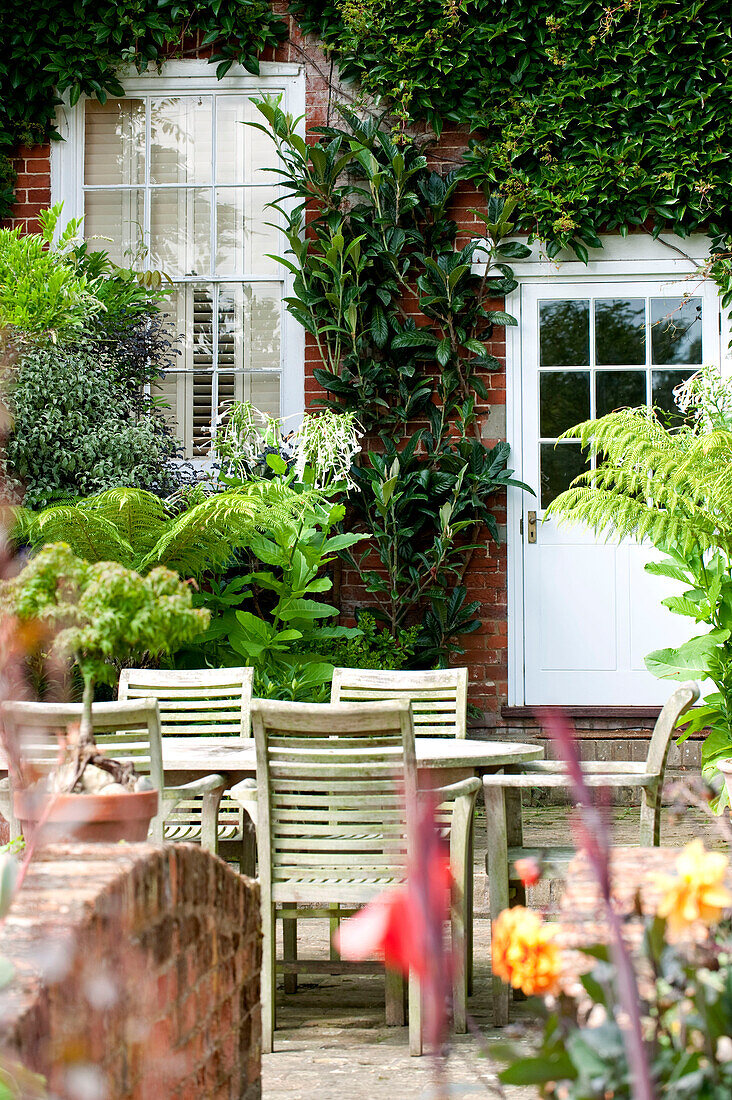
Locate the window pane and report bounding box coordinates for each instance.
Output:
[539,300,590,367]
[149,189,211,277]
[84,190,144,265]
[150,97,212,184]
[216,97,280,184]
[84,99,145,186]
[218,282,281,375]
[218,373,281,423]
[161,284,215,372]
[652,369,694,429]
[594,298,645,365]
[596,370,647,417]
[651,297,702,364]
[540,443,589,509]
[153,370,212,458]
[539,371,590,438]
[216,188,281,276]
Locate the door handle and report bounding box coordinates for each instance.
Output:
[526,511,537,543]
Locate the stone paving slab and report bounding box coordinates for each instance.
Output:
[262,804,723,1099]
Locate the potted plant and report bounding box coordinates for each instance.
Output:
[0,542,209,842]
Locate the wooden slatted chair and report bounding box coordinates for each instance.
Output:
[482,680,700,1025]
[249,698,480,1055]
[330,667,469,738]
[0,699,229,846]
[118,667,255,870]
[330,666,475,989]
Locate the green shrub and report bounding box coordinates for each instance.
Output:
[0,207,103,340]
[3,343,182,507]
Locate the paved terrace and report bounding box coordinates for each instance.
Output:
[263,803,724,1100]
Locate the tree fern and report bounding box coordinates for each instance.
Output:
[15,482,328,579]
[14,502,137,564]
[548,410,732,558]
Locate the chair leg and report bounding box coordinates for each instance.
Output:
[408,969,422,1056]
[484,784,510,1027]
[466,808,474,998]
[385,968,406,1026]
[240,818,257,878]
[201,786,226,853]
[451,892,467,1034]
[639,779,661,846]
[329,904,341,961]
[262,902,276,1053]
[283,919,297,994]
[449,789,472,1033]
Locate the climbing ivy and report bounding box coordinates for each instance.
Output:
[295,0,732,263]
[0,0,287,217]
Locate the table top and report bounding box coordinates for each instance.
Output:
[159,735,543,774]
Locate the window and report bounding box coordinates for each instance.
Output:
[54,64,304,460]
[537,293,704,507]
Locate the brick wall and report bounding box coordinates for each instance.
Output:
[0,843,261,1100]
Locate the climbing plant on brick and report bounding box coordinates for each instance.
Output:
[0,0,287,217]
[253,97,529,663]
[295,0,732,270]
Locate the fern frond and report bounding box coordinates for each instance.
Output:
[550,408,732,559]
[76,488,169,559]
[14,503,135,564]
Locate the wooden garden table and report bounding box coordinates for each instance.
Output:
[159,735,544,787]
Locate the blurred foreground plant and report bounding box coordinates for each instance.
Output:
[0,543,208,758]
[497,716,732,1100]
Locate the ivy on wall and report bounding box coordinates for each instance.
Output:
[0,0,287,217]
[295,0,732,262]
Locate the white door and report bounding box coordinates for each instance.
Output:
[520,279,721,705]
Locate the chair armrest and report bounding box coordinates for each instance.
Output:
[421,777,482,801]
[228,778,258,829]
[163,773,229,800]
[482,772,657,790]
[162,774,230,854]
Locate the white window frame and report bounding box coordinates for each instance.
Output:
[51,60,306,461]
[478,233,729,706]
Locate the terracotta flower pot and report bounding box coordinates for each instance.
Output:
[13,788,159,845]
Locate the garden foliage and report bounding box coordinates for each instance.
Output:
[0,541,208,724]
[14,483,323,578]
[296,0,732,273]
[253,98,529,659]
[4,342,180,508]
[0,208,185,506]
[500,839,732,1099]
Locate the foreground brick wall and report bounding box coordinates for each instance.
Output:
[0,844,261,1100]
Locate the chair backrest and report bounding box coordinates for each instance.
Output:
[118,667,254,738]
[252,699,417,907]
[330,667,468,739]
[1,699,164,840]
[645,680,700,775]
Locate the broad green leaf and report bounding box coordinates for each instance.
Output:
[645,630,730,680]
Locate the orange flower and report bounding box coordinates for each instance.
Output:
[491,906,561,996]
[656,839,732,936]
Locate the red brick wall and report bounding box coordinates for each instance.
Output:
[0,843,261,1100]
